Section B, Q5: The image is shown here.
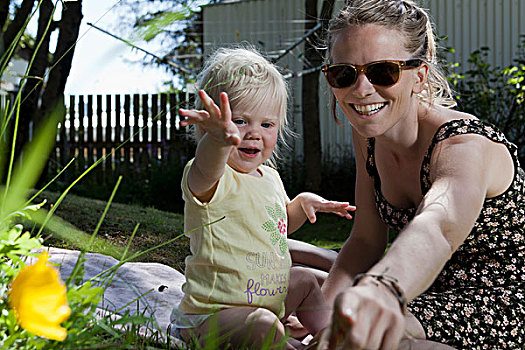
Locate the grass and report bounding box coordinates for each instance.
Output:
[25,191,189,272]
[27,191,353,273]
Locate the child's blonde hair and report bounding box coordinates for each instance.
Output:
[193,45,290,167]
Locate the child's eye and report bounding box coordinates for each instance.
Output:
[233,119,246,125]
[261,122,274,128]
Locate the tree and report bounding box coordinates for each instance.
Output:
[301,0,335,191]
[1,0,83,163]
[114,0,217,88]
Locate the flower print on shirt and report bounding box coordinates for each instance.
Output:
[261,203,288,255]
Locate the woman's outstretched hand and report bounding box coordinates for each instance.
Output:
[315,283,405,349]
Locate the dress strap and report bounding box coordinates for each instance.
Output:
[366,137,382,191]
[420,118,520,193]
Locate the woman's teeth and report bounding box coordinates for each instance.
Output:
[353,103,386,115]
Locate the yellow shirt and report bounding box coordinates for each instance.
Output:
[178,159,292,318]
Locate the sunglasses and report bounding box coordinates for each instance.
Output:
[322,59,423,89]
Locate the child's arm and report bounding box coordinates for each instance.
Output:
[179,90,241,202]
[286,193,356,234]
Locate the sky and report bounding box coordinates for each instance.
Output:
[64,1,176,96]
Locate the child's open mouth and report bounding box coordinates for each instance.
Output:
[239,148,260,157]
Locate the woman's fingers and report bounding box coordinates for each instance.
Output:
[327,287,405,350]
[378,315,405,350]
[329,293,357,348]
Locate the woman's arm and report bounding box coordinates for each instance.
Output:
[321,131,390,305]
[367,133,510,299]
[325,133,512,349]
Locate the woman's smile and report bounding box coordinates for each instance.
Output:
[352,102,388,116]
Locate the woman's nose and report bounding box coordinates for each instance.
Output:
[351,72,376,98]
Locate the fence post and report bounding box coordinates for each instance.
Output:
[123,94,131,180]
[132,94,140,175]
[96,95,103,183]
[140,94,149,174]
[87,95,94,169]
[78,95,85,173]
[105,94,112,184]
[63,95,74,182]
[151,94,159,163]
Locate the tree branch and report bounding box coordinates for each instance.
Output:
[3,0,35,50]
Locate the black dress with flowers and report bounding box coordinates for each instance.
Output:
[366,119,525,349]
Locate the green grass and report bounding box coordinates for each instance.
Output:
[27,191,352,273]
[290,213,353,250]
[26,191,189,272]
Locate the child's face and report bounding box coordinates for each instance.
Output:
[226,100,280,176]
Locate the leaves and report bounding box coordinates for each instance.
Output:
[137,8,194,42]
[450,35,525,162]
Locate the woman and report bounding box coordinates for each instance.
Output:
[318,0,525,349]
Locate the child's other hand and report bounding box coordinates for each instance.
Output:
[298,193,356,224]
[179,90,241,146]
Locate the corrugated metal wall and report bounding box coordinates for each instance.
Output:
[202,0,525,163]
[421,0,525,70]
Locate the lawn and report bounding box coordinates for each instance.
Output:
[28,191,353,272]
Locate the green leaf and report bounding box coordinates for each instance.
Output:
[137,9,193,42]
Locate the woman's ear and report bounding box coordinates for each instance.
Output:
[412,63,429,94]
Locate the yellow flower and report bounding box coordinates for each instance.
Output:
[8,252,71,341]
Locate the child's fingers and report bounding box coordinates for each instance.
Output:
[198,90,221,117]
[318,203,356,219]
[226,133,242,146]
[219,92,232,122]
[319,202,355,212]
[304,207,317,223]
[178,109,210,126]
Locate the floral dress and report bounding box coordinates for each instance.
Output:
[366,119,525,349]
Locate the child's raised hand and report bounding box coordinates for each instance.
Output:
[179,90,241,146]
[298,192,356,224]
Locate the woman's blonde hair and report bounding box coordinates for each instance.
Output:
[326,0,455,119]
[193,45,290,167]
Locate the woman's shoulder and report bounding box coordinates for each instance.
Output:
[424,106,504,143]
[424,106,476,131]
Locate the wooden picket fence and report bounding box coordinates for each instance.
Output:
[47,92,196,190]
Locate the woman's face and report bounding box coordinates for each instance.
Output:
[329,24,425,139]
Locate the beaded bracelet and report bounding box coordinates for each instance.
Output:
[352,273,407,314]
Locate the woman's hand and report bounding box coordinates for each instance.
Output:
[317,281,405,350]
[179,90,241,147]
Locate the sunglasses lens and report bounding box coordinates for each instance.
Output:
[367,62,400,86]
[325,65,356,88]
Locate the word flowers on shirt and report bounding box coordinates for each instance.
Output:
[244,276,288,305]
[261,202,288,255]
[244,250,289,305]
